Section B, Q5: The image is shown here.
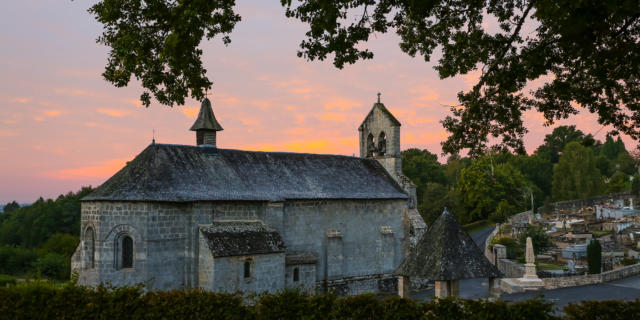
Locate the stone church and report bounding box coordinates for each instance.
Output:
[71,95,426,295]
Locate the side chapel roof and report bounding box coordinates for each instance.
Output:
[396,209,502,280]
[200,221,285,257]
[82,144,408,202]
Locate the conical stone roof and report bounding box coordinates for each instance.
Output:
[190,98,223,131]
[397,210,501,280]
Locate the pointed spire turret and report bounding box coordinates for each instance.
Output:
[190,98,223,146]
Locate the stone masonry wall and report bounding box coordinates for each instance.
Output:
[73,201,191,290]
[281,199,406,287]
[212,253,285,294]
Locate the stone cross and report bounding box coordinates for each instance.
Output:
[377,92,381,103]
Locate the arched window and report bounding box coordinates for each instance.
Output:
[85,227,95,269]
[377,131,387,156]
[293,267,299,282]
[244,259,252,278]
[366,133,376,157]
[121,236,133,269]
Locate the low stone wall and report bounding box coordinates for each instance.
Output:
[542,274,602,290]
[551,193,635,212]
[602,263,640,282]
[497,259,525,278]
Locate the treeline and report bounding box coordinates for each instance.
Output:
[402,125,639,226]
[0,187,93,279]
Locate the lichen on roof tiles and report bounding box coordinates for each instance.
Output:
[397,210,502,280]
[82,144,408,202]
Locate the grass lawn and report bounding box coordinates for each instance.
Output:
[591,230,613,237]
[537,262,564,271]
[463,220,496,234]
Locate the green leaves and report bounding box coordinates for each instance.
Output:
[89,0,241,107]
[283,0,640,155]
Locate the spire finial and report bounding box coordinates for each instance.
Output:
[377,92,381,103]
[152,128,156,144]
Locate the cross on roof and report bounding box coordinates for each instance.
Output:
[377,92,381,103]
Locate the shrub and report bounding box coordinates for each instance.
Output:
[519,226,552,254]
[0,246,37,275]
[33,253,69,280]
[492,237,523,259]
[0,274,16,287]
[587,239,602,274]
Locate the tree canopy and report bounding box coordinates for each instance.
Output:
[88,0,640,155]
[552,141,603,200]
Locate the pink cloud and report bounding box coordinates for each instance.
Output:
[10,97,31,104]
[321,113,347,122]
[46,158,129,180]
[97,108,130,118]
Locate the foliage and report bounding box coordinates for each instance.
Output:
[564,299,640,320]
[0,187,92,248]
[457,158,528,221]
[2,201,20,213]
[519,226,552,255]
[632,173,640,195]
[0,282,563,320]
[535,126,585,164]
[0,246,37,276]
[490,200,516,224]
[33,253,70,280]
[88,0,241,107]
[605,172,630,194]
[0,187,91,280]
[587,239,602,275]
[88,1,640,155]
[418,183,464,226]
[491,237,522,260]
[552,142,604,201]
[38,233,79,259]
[402,148,447,200]
[0,274,17,287]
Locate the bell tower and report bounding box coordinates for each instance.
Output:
[358,93,402,175]
[190,97,223,147]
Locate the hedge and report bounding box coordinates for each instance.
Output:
[0,282,638,320]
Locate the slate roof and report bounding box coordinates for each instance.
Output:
[190,98,223,131]
[82,144,408,202]
[358,102,401,130]
[397,210,501,280]
[200,221,285,257]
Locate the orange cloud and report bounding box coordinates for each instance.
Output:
[46,158,128,180]
[285,139,331,153]
[10,97,31,104]
[97,108,130,118]
[285,127,312,135]
[182,107,199,118]
[54,88,101,98]
[0,129,19,137]
[34,116,44,122]
[122,99,143,107]
[44,110,63,117]
[321,113,346,122]
[324,98,362,111]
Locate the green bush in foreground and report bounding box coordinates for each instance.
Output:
[0,282,638,320]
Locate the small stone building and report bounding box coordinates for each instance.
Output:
[71,95,425,295]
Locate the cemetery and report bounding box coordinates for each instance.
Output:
[485,194,640,293]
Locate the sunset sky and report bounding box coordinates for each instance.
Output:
[1,0,636,203]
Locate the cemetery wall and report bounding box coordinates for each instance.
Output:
[497,259,525,278]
